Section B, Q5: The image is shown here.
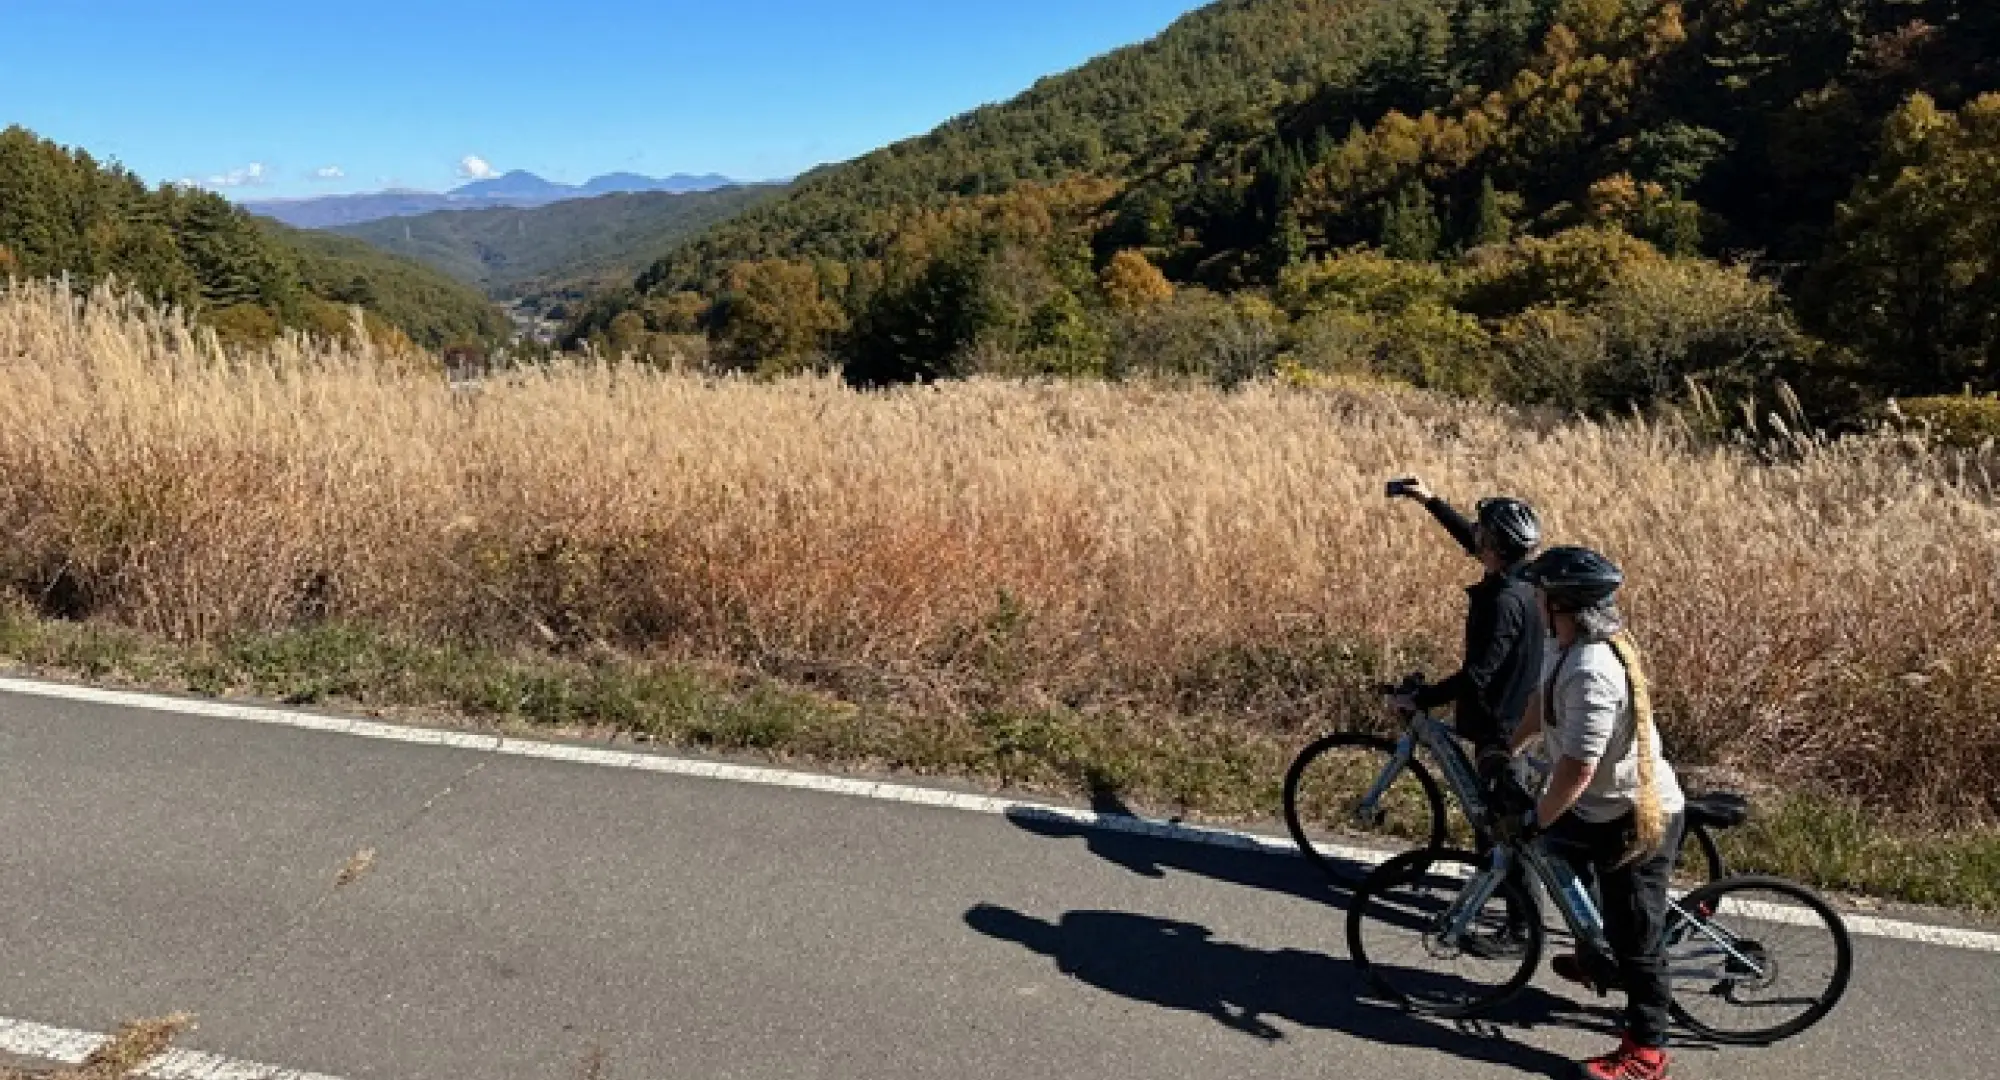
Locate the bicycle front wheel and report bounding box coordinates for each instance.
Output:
[1346,848,1543,1019]
[1283,733,1446,886]
[1666,875,1854,1046]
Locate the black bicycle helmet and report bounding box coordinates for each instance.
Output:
[1522,546,1624,611]
[1475,497,1543,559]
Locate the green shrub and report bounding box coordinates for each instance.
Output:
[1107,289,1281,387]
[1897,394,2000,448]
[206,304,284,345]
[1497,257,1809,412]
[1586,257,1808,407]
[1376,303,1494,397]
[1285,309,1386,378]
[1496,305,1608,410]
[1286,302,1494,397]
[1275,248,1452,317]
[1455,226,1665,317]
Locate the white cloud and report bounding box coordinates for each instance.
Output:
[203,162,269,188]
[457,155,499,180]
[312,165,346,181]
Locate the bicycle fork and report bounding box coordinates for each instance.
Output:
[1353,733,1420,828]
[1435,847,1514,947]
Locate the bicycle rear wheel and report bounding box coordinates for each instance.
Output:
[1673,822,1727,885]
[1283,734,1447,886]
[1666,875,1853,1046]
[1345,848,1543,1019]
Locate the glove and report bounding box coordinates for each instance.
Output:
[1518,808,1544,843]
[1495,806,1542,845]
[1481,752,1535,812]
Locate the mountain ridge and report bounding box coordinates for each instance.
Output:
[245,169,766,229]
[332,183,787,309]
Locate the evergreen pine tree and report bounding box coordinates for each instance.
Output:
[1271,207,1309,268]
[1472,177,1514,247]
[1381,184,1442,261]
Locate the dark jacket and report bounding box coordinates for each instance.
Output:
[1412,498,1545,750]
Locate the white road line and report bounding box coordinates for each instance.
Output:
[0,1016,100,1064]
[0,1016,346,1080]
[4,674,1998,955]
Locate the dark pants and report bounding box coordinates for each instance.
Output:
[1471,747,1536,934]
[1543,809,1685,1048]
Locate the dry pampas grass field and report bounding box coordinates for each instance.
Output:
[2,281,1996,823]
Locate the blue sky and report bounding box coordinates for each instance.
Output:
[0,0,1208,199]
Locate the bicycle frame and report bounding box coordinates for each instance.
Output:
[1355,708,1491,831]
[1348,701,1770,976]
[1434,843,1775,985]
[1355,708,1781,997]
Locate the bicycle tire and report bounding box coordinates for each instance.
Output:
[1675,822,1727,885]
[1667,875,1854,1046]
[1346,848,1545,1019]
[1282,733,1447,885]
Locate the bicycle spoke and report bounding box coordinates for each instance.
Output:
[1666,879,1851,1044]
[1291,743,1437,846]
[1348,852,1539,1018]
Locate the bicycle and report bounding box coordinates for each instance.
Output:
[1344,822,1854,1046]
[1282,674,1741,886]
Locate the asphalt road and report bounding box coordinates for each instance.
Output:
[0,686,1993,1080]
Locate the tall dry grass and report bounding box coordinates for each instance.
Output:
[3,282,1996,820]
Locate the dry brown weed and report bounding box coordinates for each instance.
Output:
[3,282,1995,818]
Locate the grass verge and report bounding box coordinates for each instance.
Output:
[3,611,1994,914]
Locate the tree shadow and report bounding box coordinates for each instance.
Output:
[966,903,1601,1076]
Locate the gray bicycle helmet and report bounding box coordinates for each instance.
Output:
[1476,497,1543,559]
[1521,546,1624,611]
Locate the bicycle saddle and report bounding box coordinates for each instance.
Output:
[1685,792,1751,830]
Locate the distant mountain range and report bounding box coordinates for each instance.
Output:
[333,183,787,307]
[244,170,750,229]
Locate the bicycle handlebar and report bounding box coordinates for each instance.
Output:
[1375,672,1430,698]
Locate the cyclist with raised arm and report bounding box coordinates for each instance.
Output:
[1510,546,1686,1080]
[1383,479,1545,769]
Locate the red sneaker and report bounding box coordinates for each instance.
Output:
[1579,1037,1670,1080]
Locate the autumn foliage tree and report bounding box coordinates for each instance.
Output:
[1101,250,1175,310]
[711,259,849,373]
[561,0,2000,416]
[1807,92,2000,395]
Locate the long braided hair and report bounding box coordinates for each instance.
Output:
[1607,630,1666,867]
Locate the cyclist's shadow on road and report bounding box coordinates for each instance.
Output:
[1004,796,1358,904]
[964,903,1584,1077]
[989,801,1610,1076]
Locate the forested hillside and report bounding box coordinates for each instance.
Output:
[569,0,2000,419]
[262,223,515,348]
[0,126,507,350]
[332,183,783,309]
